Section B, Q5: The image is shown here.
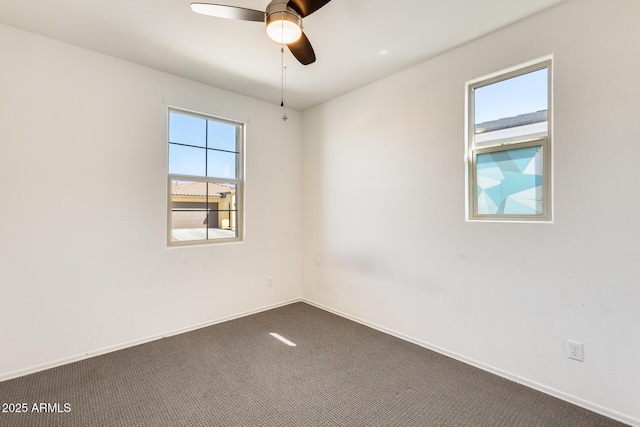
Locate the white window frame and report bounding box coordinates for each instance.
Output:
[465,58,552,222]
[167,107,244,246]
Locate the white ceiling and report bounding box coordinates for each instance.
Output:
[0,0,567,110]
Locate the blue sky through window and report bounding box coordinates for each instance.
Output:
[169,111,238,178]
[169,113,206,147]
[474,68,547,124]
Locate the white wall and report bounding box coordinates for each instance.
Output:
[0,23,302,378]
[301,0,640,424]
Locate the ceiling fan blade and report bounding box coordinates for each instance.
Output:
[287,31,316,65]
[190,3,265,22]
[287,0,331,18]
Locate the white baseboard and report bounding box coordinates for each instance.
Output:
[302,298,639,427]
[0,298,302,383]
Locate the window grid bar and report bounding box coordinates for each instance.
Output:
[169,141,239,155]
[169,174,241,186]
[204,125,209,240]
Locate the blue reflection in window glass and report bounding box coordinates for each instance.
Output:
[476,145,543,215]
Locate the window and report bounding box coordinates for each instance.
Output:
[466,59,552,221]
[168,108,243,245]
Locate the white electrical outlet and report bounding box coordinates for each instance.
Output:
[567,340,584,361]
[267,276,273,287]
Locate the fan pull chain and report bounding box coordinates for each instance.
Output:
[281,45,288,121]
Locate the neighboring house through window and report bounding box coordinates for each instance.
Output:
[168,108,243,245]
[466,58,552,221]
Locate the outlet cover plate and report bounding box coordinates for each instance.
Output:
[568,340,584,361]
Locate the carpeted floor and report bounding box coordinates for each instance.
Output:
[0,302,629,426]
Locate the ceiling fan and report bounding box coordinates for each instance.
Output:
[190,0,332,65]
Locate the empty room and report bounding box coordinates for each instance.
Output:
[0,0,638,426]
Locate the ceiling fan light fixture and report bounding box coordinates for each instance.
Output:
[265,2,302,44]
[266,15,302,44]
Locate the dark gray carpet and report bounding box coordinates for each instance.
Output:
[0,302,628,426]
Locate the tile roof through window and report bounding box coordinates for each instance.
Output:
[171,181,234,198]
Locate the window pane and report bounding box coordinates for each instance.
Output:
[170,210,207,242]
[207,182,238,239]
[170,181,238,241]
[170,180,207,242]
[209,183,238,239]
[474,68,547,144]
[169,113,206,147]
[476,145,543,215]
[169,144,206,176]
[207,150,236,179]
[207,121,238,152]
[207,210,237,240]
